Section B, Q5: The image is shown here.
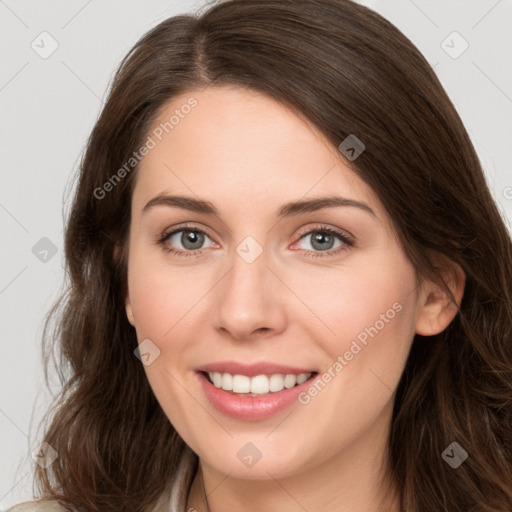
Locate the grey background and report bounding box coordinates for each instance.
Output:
[1,0,511,508]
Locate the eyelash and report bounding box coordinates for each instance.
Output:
[156,223,356,259]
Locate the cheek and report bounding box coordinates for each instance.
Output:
[290,253,419,418]
[288,263,418,452]
[126,250,207,422]
[127,247,205,340]
[292,256,417,356]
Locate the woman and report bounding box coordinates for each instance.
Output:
[9,0,512,511]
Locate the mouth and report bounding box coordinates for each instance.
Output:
[201,370,318,397]
[194,361,320,420]
[195,368,319,421]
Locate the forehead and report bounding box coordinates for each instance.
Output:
[131,85,385,221]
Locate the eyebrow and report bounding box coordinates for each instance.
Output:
[142,194,376,219]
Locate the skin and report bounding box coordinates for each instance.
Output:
[123,85,464,512]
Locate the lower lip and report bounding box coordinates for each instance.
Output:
[196,371,316,421]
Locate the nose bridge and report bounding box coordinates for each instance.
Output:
[224,235,271,309]
[213,234,284,339]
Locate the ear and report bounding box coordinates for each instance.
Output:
[125,293,135,327]
[415,261,465,336]
[113,243,136,326]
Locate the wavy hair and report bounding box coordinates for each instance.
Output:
[33,0,512,510]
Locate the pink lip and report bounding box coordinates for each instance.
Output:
[196,370,317,421]
[196,360,315,377]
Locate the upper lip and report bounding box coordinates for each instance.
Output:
[196,361,316,377]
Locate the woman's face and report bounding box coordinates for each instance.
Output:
[124,85,436,480]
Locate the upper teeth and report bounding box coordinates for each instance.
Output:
[208,372,312,395]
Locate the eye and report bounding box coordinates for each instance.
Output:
[292,224,355,258]
[156,223,356,259]
[157,224,215,258]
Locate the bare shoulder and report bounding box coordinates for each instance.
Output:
[5,500,70,512]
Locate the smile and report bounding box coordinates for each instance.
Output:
[196,369,318,421]
[206,371,313,395]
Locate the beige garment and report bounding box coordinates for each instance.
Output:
[5,471,188,512]
[5,492,177,512]
[6,449,199,512]
[6,466,206,512]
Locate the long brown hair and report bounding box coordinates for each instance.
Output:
[34,0,512,510]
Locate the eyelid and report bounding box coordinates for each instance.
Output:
[158,222,215,241]
[294,223,355,244]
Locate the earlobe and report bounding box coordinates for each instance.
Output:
[114,242,134,325]
[125,295,135,326]
[415,263,465,336]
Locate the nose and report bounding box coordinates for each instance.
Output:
[213,244,287,341]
